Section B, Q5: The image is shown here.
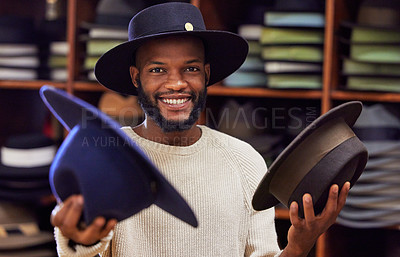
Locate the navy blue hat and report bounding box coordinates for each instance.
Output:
[39,85,198,227]
[252,101,368,217]
[94,2,248,95]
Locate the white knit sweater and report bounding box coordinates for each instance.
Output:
[55,125,281,257]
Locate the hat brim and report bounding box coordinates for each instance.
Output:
[349,182,400,196]
[339,205,399,220]
[0,232,54,250]
[0,187,52,202]
[358,169,400,183]
[365,156,400,170]
[0,165,50,179]
[336,213,400,229]
[345,194,400,210]
[94,30,248,95]
[0,177,49,189]
[0,248,56,257]
[40,86,198,227]
[252,101,365,211]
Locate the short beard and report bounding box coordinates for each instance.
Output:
[136,80,207,133]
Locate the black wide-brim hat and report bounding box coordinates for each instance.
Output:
[94,2,249,96]
[39,85,197,227]
[252,101,369,217]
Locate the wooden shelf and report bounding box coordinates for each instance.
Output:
[0,80,65,90]
[72,81,106,92]
[331,90,400,103]
[275,207,290,220]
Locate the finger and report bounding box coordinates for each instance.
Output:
[60,195,84,236]
[302,193,315,222]
[322,184,339,216]
[51,197,75,227]
[289,201,302,227]
[77,217,107,245]
[99,219,118,239]
[337,182,350,212]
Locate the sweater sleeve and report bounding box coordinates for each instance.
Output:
[54,226,113,257]
[230,140,282,257]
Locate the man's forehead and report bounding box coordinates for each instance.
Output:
[140,35,204,50]
[135,35,206,65]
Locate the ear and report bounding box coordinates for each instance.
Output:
[129,66,140,88]
[204,63,211,86]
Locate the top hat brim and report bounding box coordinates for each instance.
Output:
[94,30,249,95]
[39,85,198,227]
[0,165,50,179]
[252,101,365,211]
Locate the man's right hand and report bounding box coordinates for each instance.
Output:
[51,195,117,246]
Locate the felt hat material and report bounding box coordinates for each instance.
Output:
[338,0,400,92]
[94,2,248,95]
[40,85,198,227]
[0,134,56,179]
[0,134,55,202]
[337,103,400,228]
[271,0,325,12]
[0,201,55,250]
[252,101,368,217]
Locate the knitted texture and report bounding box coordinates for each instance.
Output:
[55,125,281,257]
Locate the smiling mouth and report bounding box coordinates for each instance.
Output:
[160,97,191,105]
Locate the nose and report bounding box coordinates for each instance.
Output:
[164,71,188,91]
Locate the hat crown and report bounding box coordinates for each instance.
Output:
[128,2,206,40]
[3,133,54,149]
[354,104,400,128]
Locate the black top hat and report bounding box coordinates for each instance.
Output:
[271,0,325,12]
[0,16,37,44]
[94,2,249,95]
[0,133,56,179]
[39,86,197,227]
[252,101,368,217]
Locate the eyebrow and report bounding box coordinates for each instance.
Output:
[145,59,203,66]
[186,59,203,64]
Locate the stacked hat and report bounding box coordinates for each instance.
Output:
[260,0,325,89]
[80,0,147,81]
[0,16,39,80]
[337,103,400,228]
[213,99,284,165]
[0,133,56,203]
[36,0,68,81]
[0,201,56,256]
[98,91,144,127]
[339,0,400,92]
[39,20,68,81]
[223,3,269,87]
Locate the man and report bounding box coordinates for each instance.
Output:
[51,2,349,257]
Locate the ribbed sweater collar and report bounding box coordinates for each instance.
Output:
[121,125,208,156]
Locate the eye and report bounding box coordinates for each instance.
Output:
[185,67,200,72]
[149,67,165,73]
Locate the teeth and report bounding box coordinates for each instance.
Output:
[162,98,188,105]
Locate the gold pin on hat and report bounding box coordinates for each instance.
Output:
[185,22,194,31]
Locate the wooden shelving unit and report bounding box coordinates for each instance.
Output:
[1,0,398,256]
[0,80,65,90]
